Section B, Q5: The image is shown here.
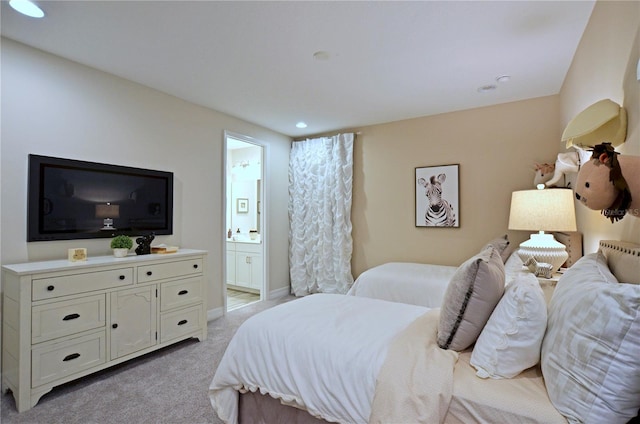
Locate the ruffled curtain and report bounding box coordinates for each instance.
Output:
[288,133,354,296]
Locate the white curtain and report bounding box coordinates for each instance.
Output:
[288,133,354,296]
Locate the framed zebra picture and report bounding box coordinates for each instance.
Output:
[415,164,459,227]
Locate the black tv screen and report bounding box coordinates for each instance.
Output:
[28,155,173,242]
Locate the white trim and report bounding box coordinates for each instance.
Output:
[207,306,224,322]
[268,285,291,300]
[222,131,269,309]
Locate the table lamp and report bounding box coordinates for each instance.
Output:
[508,186,577,272]
[96,202,119,230]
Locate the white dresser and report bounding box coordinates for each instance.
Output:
[1,249,207,412]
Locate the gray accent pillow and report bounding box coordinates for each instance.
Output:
[482,234,513,263]
[437,246,505,351]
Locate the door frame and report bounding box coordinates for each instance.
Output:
[222,131,268,312]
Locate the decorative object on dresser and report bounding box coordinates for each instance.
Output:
[110,235,133,257]
[67,248,87,262]
[508,186,577,272]
[1,249,208,412]
[135,233,155,255]
[150,244,179,254]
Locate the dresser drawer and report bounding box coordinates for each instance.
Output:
[32,294,106,344]
[31,331,106,387]
[160,277,203,312]
[160,305,203,344]
[137,258,203,283]
[32,268,133,301]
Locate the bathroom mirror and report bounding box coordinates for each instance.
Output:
[227,138,262,239]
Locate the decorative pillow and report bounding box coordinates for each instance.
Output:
[470,271,547,379]
[482,234,513,263]
[541,252,640,424]
[504,252,524,284]
[599,240,640,284]
[438,246,505,351]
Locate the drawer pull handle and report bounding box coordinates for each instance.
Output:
[119,275,126,280]
[178,290,188,295]
[112,323,118,329]
[146,271,153,276]
[63,353,80,362]
[63,313,80,321]
[178,319,188,326]
[193,264,198,269]
[47,285,55,291]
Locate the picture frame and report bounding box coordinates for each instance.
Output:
[415,164,459,227]
[236,198,249,214]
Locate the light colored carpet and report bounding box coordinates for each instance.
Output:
[1,295,296,424]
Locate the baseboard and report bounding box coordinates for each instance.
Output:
[268,285,290,300]
[207,285,290,321]
[207,306,224,322]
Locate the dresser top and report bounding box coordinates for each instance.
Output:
[2,249,207,276]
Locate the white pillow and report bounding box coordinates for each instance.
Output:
[470,271,547,379]
[541,252,640,424]
[504,251,524,284]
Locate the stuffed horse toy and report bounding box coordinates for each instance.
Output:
[542,149,592,188]
[533,163,555,187]
[574,143,640,222]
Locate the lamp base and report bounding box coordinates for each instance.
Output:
[517,232,568,273]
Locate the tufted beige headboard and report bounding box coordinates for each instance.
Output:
[598,240,640,285]
[553,232,583,268]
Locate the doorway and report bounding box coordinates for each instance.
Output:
[224,132,266,312]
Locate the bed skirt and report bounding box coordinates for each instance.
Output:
[239,391,328,424]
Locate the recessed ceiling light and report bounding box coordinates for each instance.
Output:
[296,122,308,129]
[9,0,45,18]
[477,84,497,93]
[313,51,330,61]
[496,75,511,83]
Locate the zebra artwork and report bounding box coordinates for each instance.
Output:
[417,174,456,227]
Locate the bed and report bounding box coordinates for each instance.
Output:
[209,240,640,424]
[345,235,516,309]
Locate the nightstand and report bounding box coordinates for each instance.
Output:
[537,269,565,305]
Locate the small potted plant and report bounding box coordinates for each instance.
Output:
[110,235,133,258]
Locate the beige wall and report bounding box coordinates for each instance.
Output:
[0,38,292,315]
[348,96,562,277]
[559,0,640,253]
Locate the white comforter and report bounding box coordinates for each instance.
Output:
[209,294,429,424]
[347,262,457,308]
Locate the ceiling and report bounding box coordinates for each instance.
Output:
[1,1,596,138]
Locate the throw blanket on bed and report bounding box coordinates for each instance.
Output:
[370,308,459,424]
[209,294,432,424]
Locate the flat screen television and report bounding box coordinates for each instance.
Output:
[28,154,173,242]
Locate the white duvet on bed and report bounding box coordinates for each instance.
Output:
[209,294,429,424]
[347,262,457,308]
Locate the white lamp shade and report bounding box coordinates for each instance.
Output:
[508,189,576,233]
[95,204,120,218]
